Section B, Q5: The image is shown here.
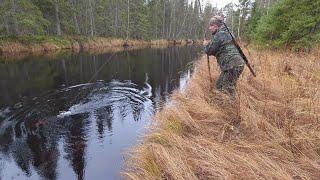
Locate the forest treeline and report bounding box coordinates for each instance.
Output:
[0,0,319,49]
[247,0,320,49]
[223,0,319,49]
[0,0,213,40]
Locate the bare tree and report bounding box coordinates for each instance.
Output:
[114,0,120,36]
[11,0,19,35]
[88,0,95,37]
[231,4,234,34]
[237,7,242,40]
[162,0,166,38]
[126,0,130,40]
[70,0,80,34]
[267,0,271,15]
[54,1,62,36]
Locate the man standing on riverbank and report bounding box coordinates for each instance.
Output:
[203,16,245,97]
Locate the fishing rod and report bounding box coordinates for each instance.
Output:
[197,0,213,84]
[204,29,213,84]
[203,24,213,84]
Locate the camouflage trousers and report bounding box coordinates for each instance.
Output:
[216,65,244,96]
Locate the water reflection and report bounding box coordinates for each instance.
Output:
[0,46,201,179]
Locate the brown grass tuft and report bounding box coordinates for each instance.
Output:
[123,48,320,179]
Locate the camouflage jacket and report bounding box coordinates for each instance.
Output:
[204,26,245,71]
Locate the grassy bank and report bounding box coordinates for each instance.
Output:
[124,48,320,179]
[0,36,199,58]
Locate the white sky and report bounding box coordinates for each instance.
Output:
[205,0,236,9]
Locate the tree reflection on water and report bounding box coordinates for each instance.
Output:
[0,45,201,179]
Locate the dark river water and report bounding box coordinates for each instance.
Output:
[0,45,202,180]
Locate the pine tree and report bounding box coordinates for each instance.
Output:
[252,0,320,49]
[0,0,49,36]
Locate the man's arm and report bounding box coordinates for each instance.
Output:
[204,32,226,56]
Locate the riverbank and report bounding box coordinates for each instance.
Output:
[0,36,200,59]
[124,48,320,179]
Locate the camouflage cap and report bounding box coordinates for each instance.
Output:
[209,15,224,26]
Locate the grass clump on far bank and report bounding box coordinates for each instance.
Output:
[0,36,196,57]
[123,48,320,179]
[0,35,69,45]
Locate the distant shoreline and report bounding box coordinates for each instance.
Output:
[0,36,201,59]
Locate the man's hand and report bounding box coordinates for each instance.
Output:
[203,39,210,46]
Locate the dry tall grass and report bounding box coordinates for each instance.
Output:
[123,48,320,179]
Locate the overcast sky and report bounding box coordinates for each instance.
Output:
[206,0,236,9]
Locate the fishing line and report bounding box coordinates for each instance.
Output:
[15,49,120,121]
[61,49,120,113]
[87,51,117,83]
